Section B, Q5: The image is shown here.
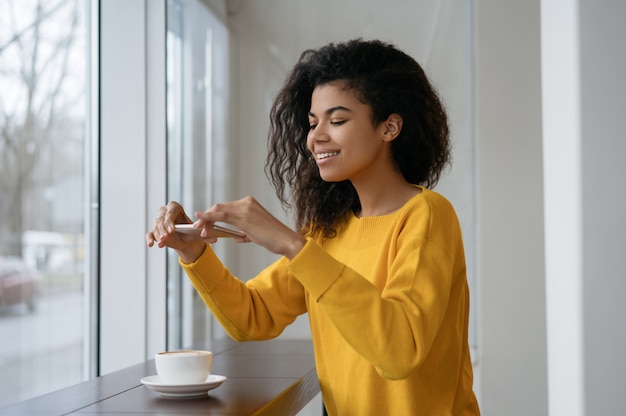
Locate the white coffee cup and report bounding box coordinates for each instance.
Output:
[154,350,213,384]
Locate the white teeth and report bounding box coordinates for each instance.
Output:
[317,152,339,160]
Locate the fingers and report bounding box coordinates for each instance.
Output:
[147,197,262,250]
[194,206,225,224]
[191,210,215,240]
[165,201,190,227]
[194,197,260,226]
[146,201,190,248]
[233,235,252,244]
[199,235,219,244]
[146,207,165,247]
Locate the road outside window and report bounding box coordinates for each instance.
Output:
[0,0,93,407]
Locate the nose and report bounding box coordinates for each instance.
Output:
[307,126,329,144]
[307,130,326,154]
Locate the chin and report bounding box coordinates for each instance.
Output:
[319,173,344,182]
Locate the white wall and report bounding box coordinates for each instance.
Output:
[462,0,626,414]
[578,1,626,411]
[543,0,626,415]
[474,1,548,414]
[197,0,626,415]
[224,0,549,415]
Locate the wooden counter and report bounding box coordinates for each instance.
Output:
[0,339,319,415]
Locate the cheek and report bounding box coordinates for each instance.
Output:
[305,133,314,152]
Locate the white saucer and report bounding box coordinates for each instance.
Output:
[140,374,227,397]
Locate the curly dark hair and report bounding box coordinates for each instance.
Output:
[265,38,450,239]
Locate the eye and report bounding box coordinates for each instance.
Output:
[308,123,317,130]
[330,120,346,126]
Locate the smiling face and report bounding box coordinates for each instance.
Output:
[307,82,400,185]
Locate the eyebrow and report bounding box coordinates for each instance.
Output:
[308,105,352,118]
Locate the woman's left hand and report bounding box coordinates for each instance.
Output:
[194,196,306,259]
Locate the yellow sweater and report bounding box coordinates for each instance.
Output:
[181,187,480,415]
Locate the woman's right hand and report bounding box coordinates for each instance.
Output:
[145,201,206,264]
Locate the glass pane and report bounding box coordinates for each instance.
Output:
[165,0,229,349]
[0,0,94,406]
[166,0,185,352]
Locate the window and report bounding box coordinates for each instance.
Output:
[165,0,231,349]
[0,0,96,406]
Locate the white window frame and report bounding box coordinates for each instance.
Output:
[99,0,167,374]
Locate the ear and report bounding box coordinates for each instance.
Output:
[382,113,403,142]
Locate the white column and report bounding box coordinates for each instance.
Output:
[541,0,584,415]
[100,0,167,374]
[145,0,168,362]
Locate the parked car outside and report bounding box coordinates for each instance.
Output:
[0,256,41,312]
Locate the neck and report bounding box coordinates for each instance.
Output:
[353,177,421,218]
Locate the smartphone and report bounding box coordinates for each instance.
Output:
[174,223,246,238]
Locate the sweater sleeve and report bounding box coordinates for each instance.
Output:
[180,245,307,341]
[288,233,457,380]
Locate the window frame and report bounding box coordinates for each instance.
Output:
[99,0,167,374]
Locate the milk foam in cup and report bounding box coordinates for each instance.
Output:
[155,350,213,384]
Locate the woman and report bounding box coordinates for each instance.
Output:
[147,39,480,415]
